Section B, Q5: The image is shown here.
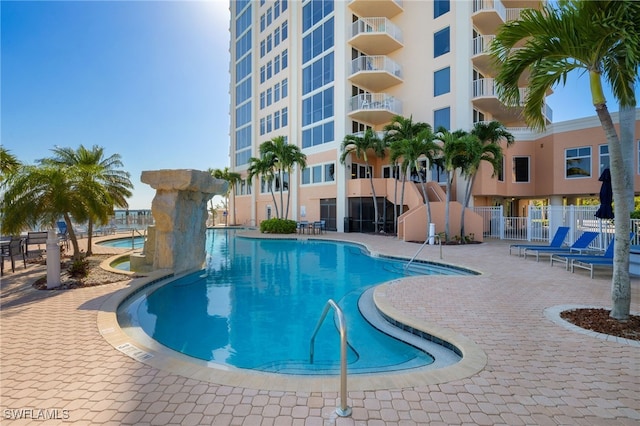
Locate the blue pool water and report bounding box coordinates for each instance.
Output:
[98,236,145,249]
[118,229,472,375]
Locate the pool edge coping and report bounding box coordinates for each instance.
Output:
[98,273,488,392]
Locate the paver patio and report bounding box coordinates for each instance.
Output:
[1,232,638,425]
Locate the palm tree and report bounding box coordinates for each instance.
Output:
[388,128,440,237]
[41,145,133,256]
[457,133,504,241]
[436,128,471,241]
[490,0,640,320]
[1,164,92,260]
[456,121,514,239]
[211,167,242,225]
[384,116,432,232]
[0,147,21,183]
[247,154,279,219]
[340,129,387,232]
[259,136,307,220]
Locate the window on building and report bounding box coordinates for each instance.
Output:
[266,88,272,106]
[274,82,281,102]
[260,40,266,58]
[513,157,530,183]
[301,168,311,184]
[266,7,272,26]
[274,55,281,74]
[260,65,266,83]
[312,165,322,183]
[430,162,448,183]
[282,49,288,69]
[260,117,266,135]
[434,67,450,96]
[260,14,266,32]
[282,107,288,126]
[434,27,450,57]
[266,115,273,133]
[266,61,272,80]
[473,109,485,123]
[434,107,450,130]
[260,91,265,109]
[282,78,288,98]
[325,163,335,181]
[434,0,450,18]
[498,156,504,182]
[266,34,272,53]
[282,21,288,41]
[274,0,280,18]
[274,27,280,46]
[566,147,591,178]
[599,144,609,174]
[274,110,281,129]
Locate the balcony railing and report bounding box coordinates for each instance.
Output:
[349,55,403,91]
[348,93,402,125]
[472,35,495,56]
[350,17,403,55]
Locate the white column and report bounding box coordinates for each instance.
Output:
[46,229,61,289]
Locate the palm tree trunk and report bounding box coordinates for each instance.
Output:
[231,188,237,226]
[86,219,94,256]
[445,177,453,241]
[285,169,291,221]
[64,213,81,261]
[278,170,285,219]
[460,176,475,241]
[393,164,399,234]
[367,162,379,233]
[270,186,280,219]
[418,174,431,239]
[596,104,631,320]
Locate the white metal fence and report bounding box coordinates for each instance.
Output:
[474,205,639,250]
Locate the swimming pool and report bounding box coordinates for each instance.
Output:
[118,229,473,375]
[98,236,145,249]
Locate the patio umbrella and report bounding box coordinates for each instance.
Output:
[595,168,614,219]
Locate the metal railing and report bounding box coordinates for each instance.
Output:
[309,300,351,417]
[405,234,442,272]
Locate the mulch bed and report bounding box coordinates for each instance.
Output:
[561,308,640,341]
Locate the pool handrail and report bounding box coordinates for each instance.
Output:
[309,299,352,417]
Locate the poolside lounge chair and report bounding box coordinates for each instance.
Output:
[509,226,570,256]
[571,257,614,279]
[550,233,634,270]
[523,231,599,262]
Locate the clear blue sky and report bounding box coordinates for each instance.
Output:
[1,1,636,209]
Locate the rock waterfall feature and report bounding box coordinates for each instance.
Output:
[139,169,228,274]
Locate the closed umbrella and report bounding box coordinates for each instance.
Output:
[595,168,614,219]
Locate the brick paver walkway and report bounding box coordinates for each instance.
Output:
[1,232,638,425]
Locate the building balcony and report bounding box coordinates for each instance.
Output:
[349,17,403,55]
[472,78,553,124]
[348,93,402,125]
[348,0,403,19]
[472,0,528,34]
[349,55,403,92]
[472,35,529,84]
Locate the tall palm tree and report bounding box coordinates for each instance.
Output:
[41,145,133,256]
[259,136,306,220]
[1,164,92,260]
[457,133,504,241]
[247,154,279,219]
[340,129,386,232]
[388,128,440,237]
[455,121,514,239]
[211,167,242,225]
[384,116,432,232]
[436,128,471,241]
[490,0,640,320]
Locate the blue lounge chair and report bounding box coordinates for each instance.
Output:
[509,226,570,256]
[550,233,634,270]
[523,231,599,262]
[571,257,614,279]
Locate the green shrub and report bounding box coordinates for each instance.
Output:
[260,218,297,234]
[68,257,90,278]
[631,211,640,219]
